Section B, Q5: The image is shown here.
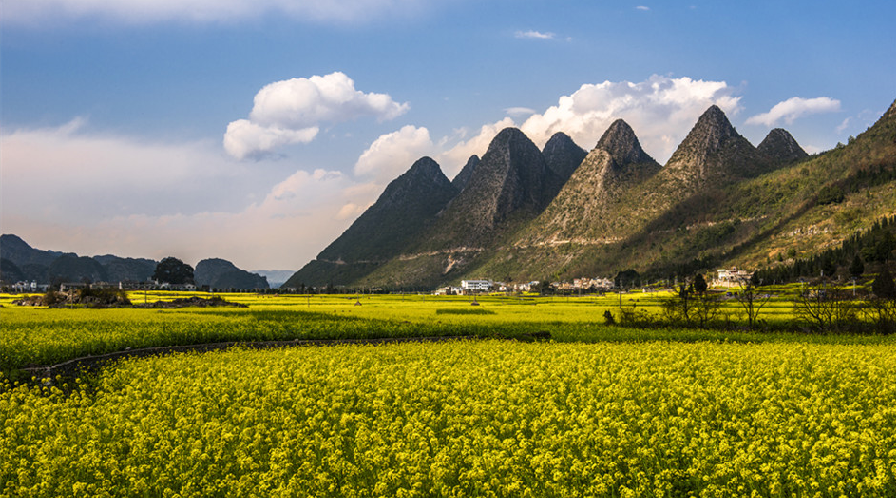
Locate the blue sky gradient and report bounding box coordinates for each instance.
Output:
[2,0,894,270]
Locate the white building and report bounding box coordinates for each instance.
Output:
[461,280,492,292]
[11,281,38,292]
[715,268,754,288]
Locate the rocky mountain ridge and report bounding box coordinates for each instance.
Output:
[285,98,896,289]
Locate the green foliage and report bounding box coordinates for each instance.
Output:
[614,269,640,289]
[849,254,865,278]
[693,273,708,294]
[816,184,845,205]
[757,214,896,283]
[435,308,496,315]
[152,257,195,285]
[872,267,896,299]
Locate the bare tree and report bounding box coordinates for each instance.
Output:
[864,267,896,334]
[662,283,695,326]
[734,278,771,329]
[863,298,896,334]
[693,291,722,328]
[793,282,857,332]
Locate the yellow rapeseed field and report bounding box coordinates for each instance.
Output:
[3,340,895,497]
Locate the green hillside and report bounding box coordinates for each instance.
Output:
[472,99,896,282]
[286,99,896,290]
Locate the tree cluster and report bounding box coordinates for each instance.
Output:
[152,257,195,285]
[756,215,896,284]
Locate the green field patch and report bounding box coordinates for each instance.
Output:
[435,308,496,315]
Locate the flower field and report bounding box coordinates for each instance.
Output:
[2,291,889,372]
[3,340,896,497]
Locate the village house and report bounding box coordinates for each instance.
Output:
[10,281,42,292]
[714,267,754,288]
[460,280,492,293]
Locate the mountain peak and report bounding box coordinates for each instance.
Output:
[0,233,32,251]
[663,105,766,187]
[694,105,738,143]
[596,119,656,166]
[469,127,547,213]
[407,156,445,182]
[758,128,808,164]
[887,98,896,119]
[370,157,454,214]
[487,127,532,155]
[287,156,458,285]
[452,155,480,191]
[419,127,548,249]
[543,132,587,193]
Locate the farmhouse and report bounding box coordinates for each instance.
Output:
[715,267,754,288]
[461,279,492,292]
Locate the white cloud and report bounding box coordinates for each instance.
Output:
[443,75,737,164]
[1,118,252,219]
[636,5,650,11]
[516,75,740,162]
[354,75,745,184]
[354,125,435,181]
[745,97,841,127]
[506,107,537,117]
[4,0,435,24]
[336,203,369,220]
[515,30,555,40]
[223,119,319,159]
[1,120,381,270]
[249,73,409,128]
[224,72,409,159]
[836,117,851,134]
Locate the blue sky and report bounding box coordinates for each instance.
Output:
[2,0,894,271]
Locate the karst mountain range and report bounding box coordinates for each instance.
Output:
[285,98,896,289]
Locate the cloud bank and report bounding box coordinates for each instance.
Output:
[224,72,409,159]
[1,120,380,270]
[746,97,841,126]
[353,75,743,181]
[517,75,740,160]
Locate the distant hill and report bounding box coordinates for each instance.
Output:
[0,234,76,283]
[195,258,269,290]
[283,97,896,289]
[93,254,157,282]
[0,236,270,289]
